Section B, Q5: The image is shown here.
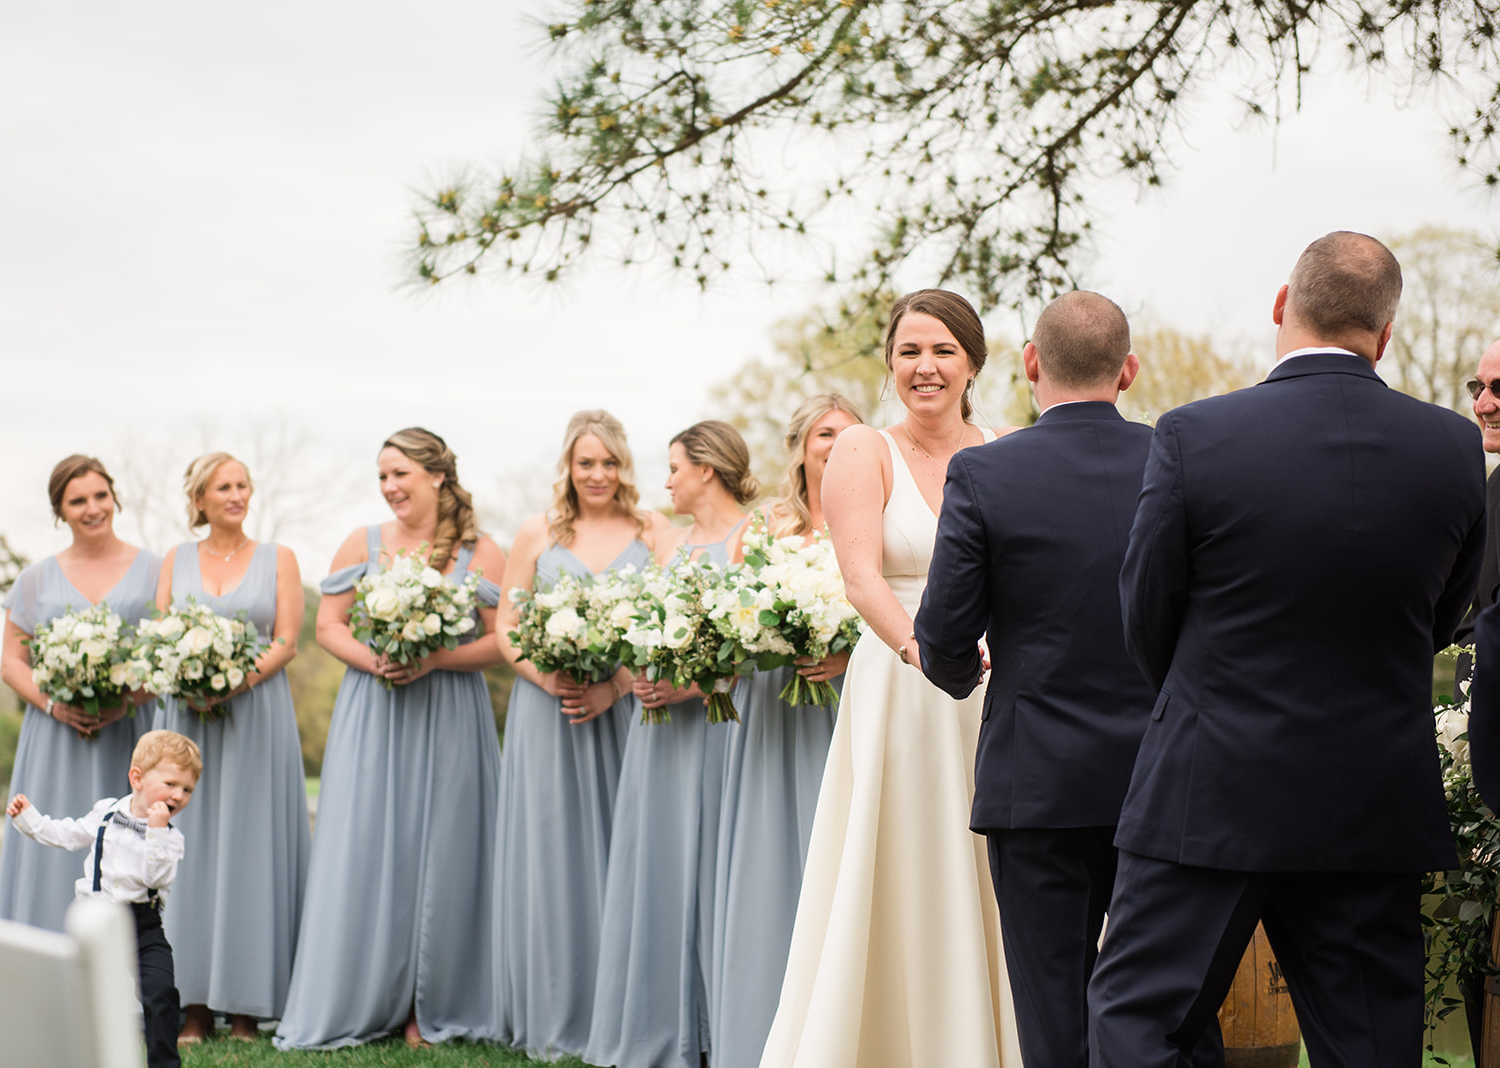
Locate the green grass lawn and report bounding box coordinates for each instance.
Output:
[181,1034,587,1066]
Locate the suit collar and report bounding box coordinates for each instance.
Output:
[1263,351,1383,385]
[1034,400,1126,426]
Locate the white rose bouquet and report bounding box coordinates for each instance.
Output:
[720,526,863,707]
[350,548,480,689]
[26,604,147,728]
[133,598,269,722]
[617,559,741,724]
[509,565,641,686]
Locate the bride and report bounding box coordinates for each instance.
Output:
[759,290,1023,1067]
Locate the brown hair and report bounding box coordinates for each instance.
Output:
[182,452,253,530]
[381,427,478,571]
[767,394,866,536]
[1030,291,1132,389]
[670,421,760,506]
[1287,231,1403,338]
[48,455,121,523]
[884,289,988,421]
[549,410,648,545]
[131,729,203,780]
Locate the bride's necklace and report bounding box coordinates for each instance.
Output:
[204,536,250,563]
[900,420,966,463]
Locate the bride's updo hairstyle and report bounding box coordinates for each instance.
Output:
[768,393,865,537]
[549,409,648,545]
[381,427,478,572]
[182,452,253,530]
[670,421,760,507]
[883,289,989,422]
[48,455,123,524]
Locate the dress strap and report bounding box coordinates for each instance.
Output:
[365,524,382,561]
[452,541,476,574]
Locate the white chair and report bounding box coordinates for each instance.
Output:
[0,898,144,1068]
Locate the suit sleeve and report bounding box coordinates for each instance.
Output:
[915,452,990,699]
[1470,602,1500,811]
[1120,413,1189,690]
[1434,452,1489,652]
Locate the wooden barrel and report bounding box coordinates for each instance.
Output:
[1217,923,1301,1067]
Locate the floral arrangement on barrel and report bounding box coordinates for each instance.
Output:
[26,604,147,735]
[133,598,270,722]
[349,548,480,689]
[1423,644,1500,1050]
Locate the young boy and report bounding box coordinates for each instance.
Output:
[7,729,202,1068]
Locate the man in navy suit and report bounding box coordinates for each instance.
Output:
[1089,232,1486,1066]
[914,291,1182,1067]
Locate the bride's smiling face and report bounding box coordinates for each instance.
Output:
[889,312,974,418]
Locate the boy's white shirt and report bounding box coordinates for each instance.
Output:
[11,796,185,905]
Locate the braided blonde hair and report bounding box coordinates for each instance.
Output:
[670,421,760,506]
[549,410,648,546]
[381,427,477,571]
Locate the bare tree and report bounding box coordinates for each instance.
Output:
[1120,321,1258,423]
[1384,226,1500,415]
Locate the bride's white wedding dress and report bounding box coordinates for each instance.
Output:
[759,429,1021,1068]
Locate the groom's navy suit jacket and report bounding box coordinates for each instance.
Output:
[916,401,1158,832]
[1117,352,1485,874]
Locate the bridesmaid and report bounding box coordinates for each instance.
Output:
[154,453,310,1043]
[0,455,158,932]
[274,428,506,1051]
[493,410,671,1058]
[709,394,864,1068]
[584,421,759,1068]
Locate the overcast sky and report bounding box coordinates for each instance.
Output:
[4,3,1496,573]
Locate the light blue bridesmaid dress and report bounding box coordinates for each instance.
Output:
[155,542,311,1021]
[583,530,740,1068]
[273,526,502,1050]
[494,538,649,1058]
[709,665,841,1068]
[0,551,160,932]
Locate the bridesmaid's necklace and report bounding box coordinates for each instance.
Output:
[204,536,250,562]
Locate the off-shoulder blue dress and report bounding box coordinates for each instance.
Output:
[274,527,502,1049]
[583,532,738,1068]
[0,551,160,932]
[494,539,649,1058]
[155,542,311,1021]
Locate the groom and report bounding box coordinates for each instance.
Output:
[913,290,1180,1068]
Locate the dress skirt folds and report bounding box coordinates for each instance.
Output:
[274,529,501,1049]
[0,553,159,934]
[155,542,311,1020]
[709,665,839,1068]
[493,539,649,1058]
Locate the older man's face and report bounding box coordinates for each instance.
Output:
[1473,343,1500,454]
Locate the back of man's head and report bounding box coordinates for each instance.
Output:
[1286,231,1402,340]
[1031,291,1131,390]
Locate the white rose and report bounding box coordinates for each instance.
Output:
[183,659,204,681]
[208,672,225,691]
[545,607,587,642]
[365,587,402,621]
[157,615,185,640]
[108,663,136,688]
[1437,708,1471,772]
[226,667,245,688]
[79,638,110,662]
[662,614,694,650]
[73,622,96,641]
[454,617,475,634]
[402,619,427,643]
[423,612,443,635]
[177,626,214,657]
[419,567,444,589]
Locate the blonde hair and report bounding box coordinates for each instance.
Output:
[381,428,478,571]
[670,421,760,506]
[48,455,121,523]
[182,452,253,530]
[549,410,648,545]
[131,730,203,781]
[767,394,866,536]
